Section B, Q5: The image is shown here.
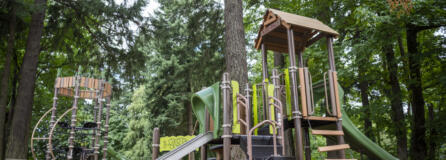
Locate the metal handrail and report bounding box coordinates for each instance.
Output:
[48,107,75,159]
[247,120,278,160]
[237,94,249,134]
[307,69,315,115]
[31,108,54,160]
[324,72,334,116]
[268,96,286,156]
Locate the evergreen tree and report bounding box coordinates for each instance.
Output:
[121,0,224,158]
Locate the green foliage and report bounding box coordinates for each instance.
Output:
[118,0,225,159]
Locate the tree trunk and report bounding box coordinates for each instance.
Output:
[224,0,248,88]
[6,52,19,132]
[273,51,284,69]
[5,0,46,158]
[398,37,411,117]
[359,79,373,140]
[224,1,248,159]
[0,6,16,159]
[357,54,373,141]
[427,103,437,160]
[383,44,408,160]
[406,26,426,160]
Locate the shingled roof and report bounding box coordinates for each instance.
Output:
[254,9,339,53]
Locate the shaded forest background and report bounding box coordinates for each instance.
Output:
[0,0,444,159]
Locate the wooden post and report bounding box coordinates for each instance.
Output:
[297,47,308,117]
[221,73,232,160]
[152,128,160,160]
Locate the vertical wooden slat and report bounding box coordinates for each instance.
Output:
[333,72,341,118]
[299,68,307,117]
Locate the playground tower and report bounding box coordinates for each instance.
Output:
[31,69,113,160]
[153,9,399,160]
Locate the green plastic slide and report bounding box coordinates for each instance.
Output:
[191,80,398,159]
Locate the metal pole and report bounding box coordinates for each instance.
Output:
[102,97,111,160]
[303,127,311,160]
[46,76,60,160]
[221,73,231,160]
[94,80,105,160]
[261,43,269,120]
[68,75,81,160]
[327,36,345,158]
[271,69,285,155]
[152,128,160,160]
[327,37,336,71]
[201,107,209,160]
[287,28,304,160]
[91,95,98,147]
[245,84,251,133]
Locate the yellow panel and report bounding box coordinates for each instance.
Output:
[231,81,240,134]
[160,135,195,152]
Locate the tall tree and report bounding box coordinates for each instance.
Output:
[5,0,46,158]
[400,1,446,159]
[224,0,248,159]
[382,43,408,159]
[121,0,224,158]
[224,0,248,87]
[0,4,16,159]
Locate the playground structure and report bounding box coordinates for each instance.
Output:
[151,9,399,160]
[31,69,113,160]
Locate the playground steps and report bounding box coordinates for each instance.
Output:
[311,127,351,158]
[305,116,338,121]
[318,144,350,152]
[311,129,344,136]
[239,135,291,160]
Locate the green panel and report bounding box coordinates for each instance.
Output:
[191,82,221,138]
[252,84,258,135]
[268,84,275,133]
[284,69,292,119]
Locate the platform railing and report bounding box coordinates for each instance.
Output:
[237,93,250,134]
[247,120,278,160]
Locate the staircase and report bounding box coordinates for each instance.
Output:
[311,129,356,160]
[239,135,293,160]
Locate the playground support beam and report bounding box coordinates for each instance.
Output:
[46,76,59,160]
[261,44,269,120]
[94,80,105,160]
[68,76,80,160]
[221,73,232,160]
[303,127,311,160]
[200,107,210,160]
[327,36,345,159]
[286,28,304,160]
[102,97,112,159]
[245,84,252,133]
[152,128,160,160]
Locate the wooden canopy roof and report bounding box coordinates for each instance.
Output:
[254,9,339,53]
